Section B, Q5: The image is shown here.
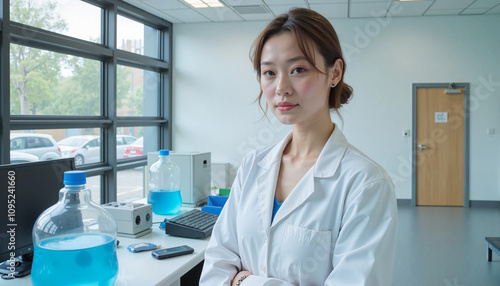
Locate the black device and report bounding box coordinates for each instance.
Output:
[0,158,75,278]
[152,245,194,260]
[164,209,218,239]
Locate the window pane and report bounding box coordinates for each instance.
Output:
[10,44,101,116]
[118,126,159,159]
[10,130,62,163]
[117,167,145,202]
[9,128,101,166]
[117,15,159,58]
[117,65,159,117]
[10,0,101,43]
[87,175,102,205]
[116,133,138,159]
[55,128,101,166]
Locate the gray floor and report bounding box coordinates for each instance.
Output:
[393,205,500,286]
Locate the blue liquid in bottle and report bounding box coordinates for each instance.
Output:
[31,234,118,286]
[148,189,182,215]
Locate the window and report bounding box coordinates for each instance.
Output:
[117,65,160,117]
[1,0,172,203]
[117,15,160,58]
[10,45,101,116]
[10,0,102,43]
[118,126,159,161]
[41,138,54,147]
[117,168,145,202]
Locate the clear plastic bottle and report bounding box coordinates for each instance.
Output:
[31,171,118,286]
[148,149,182,214]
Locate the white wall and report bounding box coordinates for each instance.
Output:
[172,14,500,201]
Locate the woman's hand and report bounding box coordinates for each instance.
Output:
[231,270,253,286]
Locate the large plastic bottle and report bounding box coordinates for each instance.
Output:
[148,149,182,214]
[31,171,118,286]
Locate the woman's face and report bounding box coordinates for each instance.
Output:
[260,32,336,126]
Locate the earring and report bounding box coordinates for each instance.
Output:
[331,83,336,87]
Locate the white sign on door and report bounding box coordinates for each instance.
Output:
[435,112,448,123]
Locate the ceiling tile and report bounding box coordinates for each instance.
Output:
[388,1,433,17]
[468,0,500,9]
[162,9,211,23]
[429,0,475,10]
[239,13,276,21]
[195,7,243,21]
[308,0,347,3]
[349,2,392,18]
[123,0,149,10]
[424,8,463,15]
[267,4,308,15]
[310,3,348,18]
[123,0,171,19]
[223,0,265,5]
[486,4,500,13]
[264,0,306,5]
[140,0,189,10]
[350,0,391,2]
[125,0,500,22]
[461,7,490,14]
[156,12,184,23]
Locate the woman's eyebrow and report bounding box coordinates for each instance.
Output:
[261,56,308,66]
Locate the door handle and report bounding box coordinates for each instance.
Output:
[418,144,428,151]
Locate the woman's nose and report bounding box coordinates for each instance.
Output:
[276,76,292,97]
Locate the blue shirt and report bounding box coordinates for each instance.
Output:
[271,196,283,224]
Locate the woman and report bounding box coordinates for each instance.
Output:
[200,8,397,286]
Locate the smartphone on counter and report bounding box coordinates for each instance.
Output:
[152,245,194,260]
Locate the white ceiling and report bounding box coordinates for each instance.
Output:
[123,0,500,23]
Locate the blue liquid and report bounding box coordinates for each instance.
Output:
[31,234,118,286]
[148,189,182,214]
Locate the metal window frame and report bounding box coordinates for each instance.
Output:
[0,0,173,203]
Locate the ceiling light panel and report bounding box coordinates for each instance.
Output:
[184,0,224,8]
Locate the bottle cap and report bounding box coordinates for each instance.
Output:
[64,171,86,185]
[159,150,169,156]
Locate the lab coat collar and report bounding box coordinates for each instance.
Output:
[256,127,348,228]
[256,133,291,229]
[257,126,348,179]
[313,126,348,178]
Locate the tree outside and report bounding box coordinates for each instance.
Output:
[9,0,142,117]
[10,0,67,115]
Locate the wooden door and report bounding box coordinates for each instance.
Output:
[416,86,465,206]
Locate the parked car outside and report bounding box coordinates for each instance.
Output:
[10,151,39,164]
[123,137,143,158]
[10,133,62,161]
[58,135,100,166]
[117,135,137,159]
[58,135,138,165]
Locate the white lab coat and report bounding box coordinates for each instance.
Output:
[200,128,397,286]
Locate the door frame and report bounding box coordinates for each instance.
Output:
[411,83,470,207]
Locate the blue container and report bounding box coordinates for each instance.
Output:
[148,150,182,215]
[31,171,118,286]
[201,195,229,216]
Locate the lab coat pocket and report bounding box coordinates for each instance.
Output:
[280,224,332,284]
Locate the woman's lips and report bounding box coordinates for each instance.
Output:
[276,102,298,111]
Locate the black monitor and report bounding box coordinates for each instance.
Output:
[0,158,74,278]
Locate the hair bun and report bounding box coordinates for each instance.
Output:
[340,83,353,105]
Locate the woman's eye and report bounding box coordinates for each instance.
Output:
[292,67,305,74]
[263,70,275,76]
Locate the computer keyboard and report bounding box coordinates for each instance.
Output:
[165,209,218,239]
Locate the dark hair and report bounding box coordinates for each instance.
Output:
[251,8,353,112]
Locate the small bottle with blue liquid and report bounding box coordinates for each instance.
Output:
[31,171,118,286]
[148,149,182,215]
